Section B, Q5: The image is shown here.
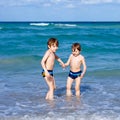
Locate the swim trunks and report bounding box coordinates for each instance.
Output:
[68,70,82,79]
[42,70,53,77]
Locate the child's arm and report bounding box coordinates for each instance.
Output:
[55,54,65,68]
[65,54,72,67]
[80,56,87,78]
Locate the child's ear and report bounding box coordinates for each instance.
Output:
[48,45,50,48]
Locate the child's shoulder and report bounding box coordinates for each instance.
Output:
[69,54,73,58]
[79,54,84,58]
[79,54,85,60]
[44,49,51,56]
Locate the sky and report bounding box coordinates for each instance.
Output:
[0,0,120,21]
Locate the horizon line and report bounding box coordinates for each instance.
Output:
[0,21,120,23]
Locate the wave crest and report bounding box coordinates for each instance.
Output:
[30,23,49,26]
[55,23,77,27]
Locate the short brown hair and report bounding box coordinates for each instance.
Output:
[47,38,59,47]
[72,43,81,51]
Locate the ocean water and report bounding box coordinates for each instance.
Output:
[0,22,120,120]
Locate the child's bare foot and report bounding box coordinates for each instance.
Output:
[66,91,72,97]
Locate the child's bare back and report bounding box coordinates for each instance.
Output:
[43,49,56,70]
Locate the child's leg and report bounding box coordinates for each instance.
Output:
[53,77,56,89]
[75,77,81,96]
[44,77,54,100]
[45,91,50,99]
[66,77,73,96]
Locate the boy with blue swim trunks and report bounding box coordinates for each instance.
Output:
[65,43,87,97]
[41,38,65,100]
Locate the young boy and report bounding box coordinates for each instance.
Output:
[65,43,87,97]
[41,38,65,100]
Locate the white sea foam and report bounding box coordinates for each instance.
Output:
[30,23,49,26]
[1,114,120,120]
[54,23,77,27]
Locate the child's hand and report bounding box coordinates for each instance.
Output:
[59,63,66,68]
[80,73,84,79]
[62,63,66,68]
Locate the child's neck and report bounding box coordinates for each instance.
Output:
[73,54,80,57]
[49,49,54,53]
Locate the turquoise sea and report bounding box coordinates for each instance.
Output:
[0,22,120,120]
